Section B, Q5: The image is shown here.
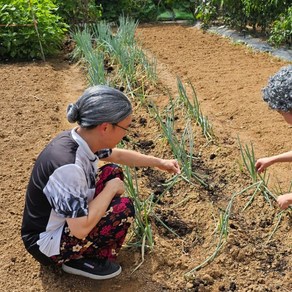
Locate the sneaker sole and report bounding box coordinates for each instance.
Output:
[62,263,122,280]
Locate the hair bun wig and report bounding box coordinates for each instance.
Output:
[67,103,80,123]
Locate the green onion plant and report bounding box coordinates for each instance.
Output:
[123,166,154,248]
[177,78,214,141]
[71,26,107,85]
[123,165,180,271]
[185,191,238,278]
[238,138,292,242]
[72,16,157,95]
[150,98,207,187]
[238,138,276,208]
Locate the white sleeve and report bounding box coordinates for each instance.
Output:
[43,164,89,218]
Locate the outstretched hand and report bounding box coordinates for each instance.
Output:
[255,157,274,173]
[157,159,181,174]
[277,193,292,210]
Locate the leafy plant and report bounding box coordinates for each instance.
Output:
[194,0,219,27]
[193,0,291,46]
[0,0,68,60]
[97,0,157,22]
[269,6,292,47]
[55,0,102,25]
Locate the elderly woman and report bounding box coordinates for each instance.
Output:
[255,65,292,210]
[21,85,180,280]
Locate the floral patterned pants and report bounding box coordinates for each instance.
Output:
[50,164,135,266]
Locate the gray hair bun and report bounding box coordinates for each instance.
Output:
[67,103,80,123]
[262,65,292,112]
[66,85,132,128]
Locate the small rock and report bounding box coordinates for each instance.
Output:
[186,282,194,289]
[202,273,214,285]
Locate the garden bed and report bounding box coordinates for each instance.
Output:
[0,23,291,291]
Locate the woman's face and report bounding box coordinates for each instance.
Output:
[107,114,133,148]
[279,110,292,125]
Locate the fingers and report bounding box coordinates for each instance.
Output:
[158,159,180,174]
[173,160,181,174]
[255,159,266,173]
[277,194,291,210]
[256,164,264,173]
[166,160,181,174]
[277,200,288,210]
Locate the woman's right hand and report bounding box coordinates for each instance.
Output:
[255,157,274,173]
[104,177,125,197]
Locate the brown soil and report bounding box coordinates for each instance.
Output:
[1,24,291,291]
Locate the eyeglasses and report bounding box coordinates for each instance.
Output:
[112,123,130,132]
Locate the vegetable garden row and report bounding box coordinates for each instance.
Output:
[68,17,291,279]
[0,0,291,60]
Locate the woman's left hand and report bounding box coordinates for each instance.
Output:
[158,159,181,174]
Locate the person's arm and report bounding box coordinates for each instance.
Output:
[101,148,181,174]
[66,178,125,239]
[277,193,292,210]
[255,150,292,173]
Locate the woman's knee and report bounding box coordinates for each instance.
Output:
[95,164,124,196]
[123,197,135,217]
[111,197,135,219]
[99,164,124,181]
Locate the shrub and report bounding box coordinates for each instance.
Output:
[269,7,292,47]
[0,0,68,60]
[97,0,157,22]
[194,1,219,27]
[55,0,102,25]
[193,0,291,46]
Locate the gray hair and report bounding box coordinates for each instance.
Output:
[262,65,292,112]
[67,85,132,128]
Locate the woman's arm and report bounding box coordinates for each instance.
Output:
[255,150,292,173]
[66,178,125,239]
[101,148,180,174]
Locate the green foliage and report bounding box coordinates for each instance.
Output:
[193,0,291,46]
[269,6,292,47]
[218,0,246,28]
[97,0,157,22]
[0,0,68,60]
[55,0,102,24]
[241,0,287,31]
[194,1,219,27]
[71,16,157,91]
[177,79,214,141]
[124,166,155,251]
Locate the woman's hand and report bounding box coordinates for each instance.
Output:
[104,177,125,197]
[157,159,181,174]
[255,157,274,173]
[66,177,125,239]
[255,151,292,173]
[277,193,292,210]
